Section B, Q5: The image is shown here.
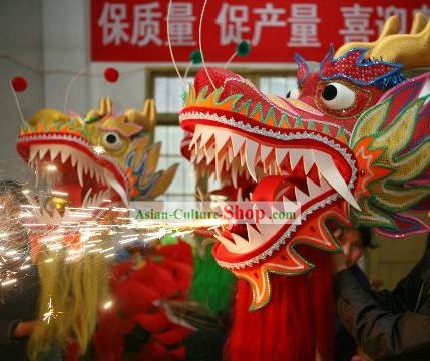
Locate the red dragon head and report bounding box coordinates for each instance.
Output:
[179,13,430,309]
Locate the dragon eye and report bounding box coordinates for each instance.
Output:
[321,83,356,110]
[102,132,122,150]
[286,88,300,99]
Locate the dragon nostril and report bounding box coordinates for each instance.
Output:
[322,84,337,101]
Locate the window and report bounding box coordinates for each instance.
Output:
[152,75,194,123]
[260,76,297,97]
[147,67,297,200]
[153,125,195,201]
[146,68,297,123]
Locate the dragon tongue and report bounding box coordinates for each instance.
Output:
[252,175,291,202]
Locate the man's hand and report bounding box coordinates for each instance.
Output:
[14,321,36,338]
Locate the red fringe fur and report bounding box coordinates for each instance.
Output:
[226,249,334,361]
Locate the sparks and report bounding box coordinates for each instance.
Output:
[46,164,57,172]
[43,298,54,324]
[1,278,17,287]
[103,300,113,310]
[43,296,63,324]
[51,190,69,197]
[92,145,106,154]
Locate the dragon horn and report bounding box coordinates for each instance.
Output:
[411,12,427,34]
[294,53,310,84]
[320,44,335,68]
[368,12,430,70]
[101,97,113,115]
[86,97,113,120]
[334,15,399,58]
[125,99,157,132]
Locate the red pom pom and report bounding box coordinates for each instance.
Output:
[104,68,119,83]
[11,77,28,92]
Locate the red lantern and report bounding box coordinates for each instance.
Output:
[11,77,28,92]
[104,68,119,83]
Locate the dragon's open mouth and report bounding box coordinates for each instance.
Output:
[17,132,128,215]
[180,68,358,269]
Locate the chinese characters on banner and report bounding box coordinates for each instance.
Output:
[91,0,430,62]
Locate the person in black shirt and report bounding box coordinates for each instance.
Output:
[333,234,430,361]
[0,180,58,360]
[334,227,374,361]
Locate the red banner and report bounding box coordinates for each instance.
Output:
[91,0,429,63]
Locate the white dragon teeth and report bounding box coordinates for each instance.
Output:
[29,148,38,162]
[231,134,245,156]
[255,221,282,239]
[215,152,228,180]
[84,190,111,208]
[30,145,75,165]
[303,151,315,174]
[213,234,237,253]
[275,148,288,166]
[61,149,71,163]
[77,161,84,187]
[245,139,258,181]
[199,128,213,148]
[294,187,310,203]
[196,149,205,163]
[214,227,223,237]
[228,147,234,163]
[289,151,302,170]
[192,124,360,252]
[214,130,230,152]
[82,188,93,207]
[189,127,202,150]
[306,177,321,198]
[100,170,106,186]
[104,169,128,207]
[246,224,264,246]
[231,160,239,189]
[220,202,301,255]
[215,221,285,256]
[231,232,255,253]
[282,196,290,209]
[260,145,272,162]
[26,144,120,209]
[204,146,215,164]
[71,152,78,167]
[89,164,95,178]
[49,146,61,160]
[39,147,49,159]
[313,152,360,210]
[212,198,307,255]
[188,124,359,208]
